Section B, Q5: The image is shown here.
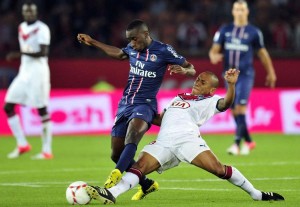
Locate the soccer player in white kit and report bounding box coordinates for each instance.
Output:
[4,2,53,160]
[85,69,284,203]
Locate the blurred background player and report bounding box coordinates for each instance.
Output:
[77,19,195,200]
[85,69,284,204]
[209,0,277,155]
[4,2,53,160]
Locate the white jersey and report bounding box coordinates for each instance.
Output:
[142,94,223,171]
[157,94,222,142]
[5,20,51,107]
[18,20,50,80]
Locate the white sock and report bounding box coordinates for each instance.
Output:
[41,115,52,154]
[108,172,139,198]
[8,115,28,146]
[228,166,262,200]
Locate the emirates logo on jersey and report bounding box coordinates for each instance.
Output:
[170,100,190,109]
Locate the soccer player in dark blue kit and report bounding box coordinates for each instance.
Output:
[77,19,195,200]
[209,0,277,155]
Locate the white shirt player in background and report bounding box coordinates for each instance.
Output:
[85,69,284,203]
[4,2,53,160]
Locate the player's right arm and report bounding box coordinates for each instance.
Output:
[209,28,226,65]
[209,43,223,64]
[77,34,128,60]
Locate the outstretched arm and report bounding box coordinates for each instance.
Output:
[217,68,240,111]
[257,48,276,88]
[77,34,128,60]
[168,60,196,77]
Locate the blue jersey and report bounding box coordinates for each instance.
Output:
[121,40,185,108]
[213,23,264,74]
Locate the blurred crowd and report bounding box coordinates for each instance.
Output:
[0,0,300,58]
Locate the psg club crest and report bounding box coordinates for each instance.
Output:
[150,54,157,62]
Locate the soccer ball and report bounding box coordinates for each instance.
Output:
[66,181,91,205]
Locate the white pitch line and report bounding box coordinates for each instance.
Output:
[0,167,110,175]
[178,161,300,168]
[0,161,299,175]
[1,177,300,188]
[159,177,300,182]
[159,187,298,192]
[0,183,298,192]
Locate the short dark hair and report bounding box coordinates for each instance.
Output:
[204,71,219,88]
[126,19,148,31]
[234,0,248,8]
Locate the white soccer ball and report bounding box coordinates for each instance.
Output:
[66,181,91,205]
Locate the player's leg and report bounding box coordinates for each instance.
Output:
[105,109,152,188]
[106,134,159,198]
[103,136,125,188]
[191,150,284,201]
[228,75,255,155]
[31,107,53,159]
[87,143,171,204]
[4,102,31,158]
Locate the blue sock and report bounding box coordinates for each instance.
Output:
[235,114,252,145]
[115,143,137,173]
[234,115,242,146]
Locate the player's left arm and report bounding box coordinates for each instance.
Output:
[152,110,166,126]
[168,60,196,77]
[257,48,277,88]
[217,69,239,111]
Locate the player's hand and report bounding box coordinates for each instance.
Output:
[6,52,20,62]
[77,34,93,46]
[168,65,186,75]
[210,53,223,64]
[224,68,240,84]
[265,73,276,88]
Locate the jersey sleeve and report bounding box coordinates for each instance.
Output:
[38,24,50,45]
[162,44,186,66]
[252,28,265,50]
[213,26,226,45]
[121,44,130,55]
[211,95,223,114]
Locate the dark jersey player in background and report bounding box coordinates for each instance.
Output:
[209,0,276,156]
[77,19,195,200]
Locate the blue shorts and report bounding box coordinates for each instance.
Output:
[111,103,156,138]
[225,72,254,108]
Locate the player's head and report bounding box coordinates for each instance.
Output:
[232,0,249,24]
[22,2,38,23]
[126,19,151,51]
[191,71,219,96]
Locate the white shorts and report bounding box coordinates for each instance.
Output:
[142,135,210,173]
[5,73,50,108]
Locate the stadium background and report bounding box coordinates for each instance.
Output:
[0,0,300,135]
[0,1,300,207]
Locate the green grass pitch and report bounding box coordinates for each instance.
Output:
[0,134,299,207]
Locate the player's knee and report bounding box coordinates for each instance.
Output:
[125,128,145,145]
[3,103,15,116]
